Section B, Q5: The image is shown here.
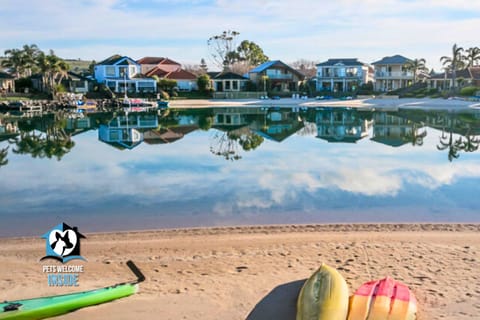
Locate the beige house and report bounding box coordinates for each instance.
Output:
[248,60,305,92]
[429,67,480,90]
[372,55,414,92]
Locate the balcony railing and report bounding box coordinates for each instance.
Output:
[265,73,293,79]
[375,71,413,78]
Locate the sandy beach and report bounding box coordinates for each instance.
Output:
[168,97,480,111]
[0,224,479,319]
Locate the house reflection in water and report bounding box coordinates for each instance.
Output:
[371,112,427,147]
[98,112,158,150]
[315,107,372,143]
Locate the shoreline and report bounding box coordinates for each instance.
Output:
[168,97,480,110]
[2,222,479,241]
[1,223,479,319]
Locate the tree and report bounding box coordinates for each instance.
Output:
[290,59,319,78]
[464,47,480,67]
[404,58,428,84]
[197,74,211,92]
[2,48,25,78]
[2,44,40,78]
[200,58,208,74]
[207,30,240,70]
[36,50,70,97]
[440,44,465,91]
[236,40,269,66]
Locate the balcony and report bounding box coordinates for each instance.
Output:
[375,71,413,78]
[265,73,293,80]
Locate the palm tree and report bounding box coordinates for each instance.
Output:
[2,48,26,78]
[440,44,465,91]
[404,58,428,84]
[464,47,480,67]
[21,44,41,76]
[36,50,70,96]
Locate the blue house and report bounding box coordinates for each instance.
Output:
[94,55,157,94]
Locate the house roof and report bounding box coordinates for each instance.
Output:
[96,55,138,66]
[0,71,14,79]
[371,55,412,65]
[249,60,305,79]
[137,57,181,66]
[316,58,366,67]
[146,67,196,80]
[429,68,478,80]
[213,71,249,80]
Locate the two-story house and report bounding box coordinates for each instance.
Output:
[94,55,157,94]
[371,55,414,92]
[138,57,198,91]
[248,60,305,93]
[315,58,370,92]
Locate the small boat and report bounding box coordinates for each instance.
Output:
[0,260,145,320]
[123,98,157,112]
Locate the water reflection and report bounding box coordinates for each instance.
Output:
[1,107,480,167]
[1,106,480,236]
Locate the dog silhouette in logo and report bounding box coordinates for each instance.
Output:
[41,223,86,263]
[51,230,75,257]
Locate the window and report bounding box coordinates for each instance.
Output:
[106,66,115,77]
[119,67,127,77]
[225,81,231,90]
[232,81,238,90]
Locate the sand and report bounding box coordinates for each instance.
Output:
[168,97,480,111]
[1,224,479,320]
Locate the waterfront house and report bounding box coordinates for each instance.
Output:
[94,55,157,94]
[210,71,249,94]
[139,57,198,91]
[0,71,15,93]
[315,59,371,92]
[428,67,480,91]
[248,60,305,93]
[371,55,414,92]
[146,68,197,91]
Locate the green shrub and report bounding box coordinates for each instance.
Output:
[159,90,170,100]
[459,86,480,96]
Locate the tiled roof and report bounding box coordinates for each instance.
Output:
[429,68,473,80]
[137,57,181,66]
[372,55,412,65]
[316,59,366,67]
[146,67,196,80]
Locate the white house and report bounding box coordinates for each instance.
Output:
[94,55,157,94]
[371,55,414,92]
[315,59,370,92]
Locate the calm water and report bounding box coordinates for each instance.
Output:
[1,106,479,237]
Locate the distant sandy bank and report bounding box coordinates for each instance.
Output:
[169,97,480,110]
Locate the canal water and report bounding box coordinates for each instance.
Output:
[1,106,479,236]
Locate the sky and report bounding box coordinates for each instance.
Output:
[0,0,479,72]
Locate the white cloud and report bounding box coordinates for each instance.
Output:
[1,0,479,70]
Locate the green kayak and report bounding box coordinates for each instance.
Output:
[0,261,145,320]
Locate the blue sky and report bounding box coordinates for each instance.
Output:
[1,0,479,71]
